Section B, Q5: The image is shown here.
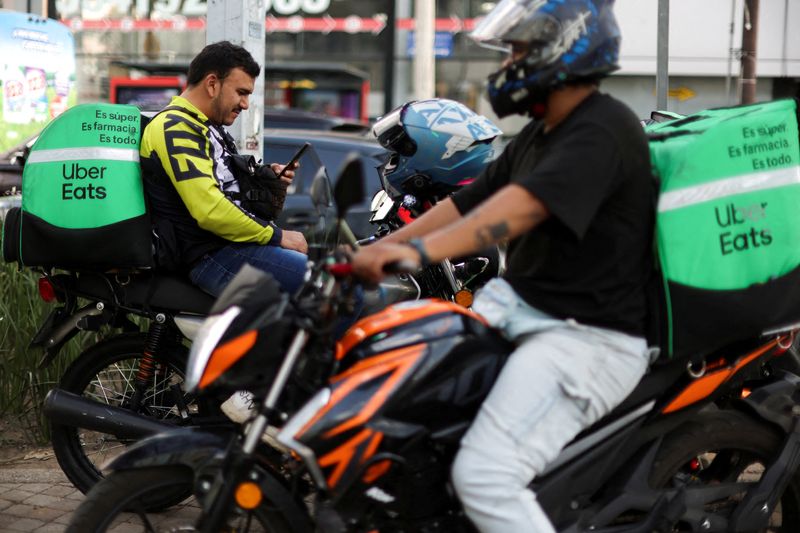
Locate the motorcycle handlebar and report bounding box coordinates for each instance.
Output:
[326,263,353,278]
[324,259,417,280]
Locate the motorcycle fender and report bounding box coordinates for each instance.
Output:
[105,427,230,472]
[740,372,800,433]
[107,428,313,531]
[32,302,108,366]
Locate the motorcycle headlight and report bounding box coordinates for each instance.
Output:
[185,306,242,392]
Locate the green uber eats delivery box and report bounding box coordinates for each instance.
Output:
[648,98,800,359]
[1,103,153,270]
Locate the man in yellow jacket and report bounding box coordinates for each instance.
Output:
[140,41,307,296]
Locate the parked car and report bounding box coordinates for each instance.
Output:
[265,108,370,134]
[265,128,388,240]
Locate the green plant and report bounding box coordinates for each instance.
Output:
[0,262,99,443]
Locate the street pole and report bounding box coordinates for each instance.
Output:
[725,0,736,104]
[383,0,397,114]
[656,0,669,111]
[206,0,266,159]
[740,0,759,104]
[413,0,435,101]
[395,0,412,107]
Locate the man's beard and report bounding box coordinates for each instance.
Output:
[211,96,236,125]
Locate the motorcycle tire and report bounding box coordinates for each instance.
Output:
[66,465,295,533]
[50,333,207,496]
[650,409,800,531]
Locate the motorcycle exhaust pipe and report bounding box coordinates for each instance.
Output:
[43,388,183,439]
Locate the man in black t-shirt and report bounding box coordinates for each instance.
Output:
[352,1,653,531]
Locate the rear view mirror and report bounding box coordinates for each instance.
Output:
[309,169,332,213]
[333,153,365,218]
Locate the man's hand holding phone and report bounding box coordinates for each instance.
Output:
[270,162,297,184]
[270,142,310,185]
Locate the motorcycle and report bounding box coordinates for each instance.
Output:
[37,270,217,495]
[361,98,504,309]
[362,173,500,309]
[67,160,800,533]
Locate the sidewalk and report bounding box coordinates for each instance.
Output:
[0,456,82,533]
[0,450,203,532]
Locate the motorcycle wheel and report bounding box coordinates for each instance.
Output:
[51,333,206,495]
[650,409,800,531]
[66,465,294,533]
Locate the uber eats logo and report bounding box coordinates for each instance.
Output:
[714,201,772,256]
[61,163,107,200]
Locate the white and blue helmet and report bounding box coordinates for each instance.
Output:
[372,99,502,200]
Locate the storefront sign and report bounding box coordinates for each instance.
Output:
[62,16,480,34]
[56,0,332,19]
[407,31,454,58]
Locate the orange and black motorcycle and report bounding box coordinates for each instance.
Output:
[67,165,800,533]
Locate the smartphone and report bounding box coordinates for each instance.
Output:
[276,142,311,180]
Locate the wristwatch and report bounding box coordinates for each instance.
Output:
[406,238,431,267]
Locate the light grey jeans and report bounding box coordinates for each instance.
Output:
[451,278,650,532]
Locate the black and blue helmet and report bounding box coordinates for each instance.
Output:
[372,99,502,200]
[470,0,621,118]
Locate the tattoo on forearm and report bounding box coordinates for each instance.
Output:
[475,221,509,248]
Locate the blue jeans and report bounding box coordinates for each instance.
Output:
[189,243,307,298]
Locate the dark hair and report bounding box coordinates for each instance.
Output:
[186,41,260,86]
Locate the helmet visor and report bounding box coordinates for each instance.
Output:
[470,0,546,52]
[372,104,417,157]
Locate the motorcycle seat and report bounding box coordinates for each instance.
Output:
[53,271,215,315]
[575,334,773,441]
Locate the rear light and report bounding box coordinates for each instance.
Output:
[38,277,57,303]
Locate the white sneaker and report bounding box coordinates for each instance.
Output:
[220,390,255,424]
[221,391,289,452]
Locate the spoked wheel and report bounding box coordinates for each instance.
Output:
[66,466,294,533]
[650,410,800,532]
[51,333,208,495]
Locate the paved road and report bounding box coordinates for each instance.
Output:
[0,456,209,532]
[0,464,81,533]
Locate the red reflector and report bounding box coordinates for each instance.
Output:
[38,277,57,302]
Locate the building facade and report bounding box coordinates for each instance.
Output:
[3,0,799,134]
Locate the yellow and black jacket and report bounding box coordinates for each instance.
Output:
[140,96,281,270]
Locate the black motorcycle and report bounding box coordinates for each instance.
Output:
[359,157,500,310]
[36,267,219,494]
[67,161,800,533]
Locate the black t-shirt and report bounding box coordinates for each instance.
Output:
[452,92,654,336]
